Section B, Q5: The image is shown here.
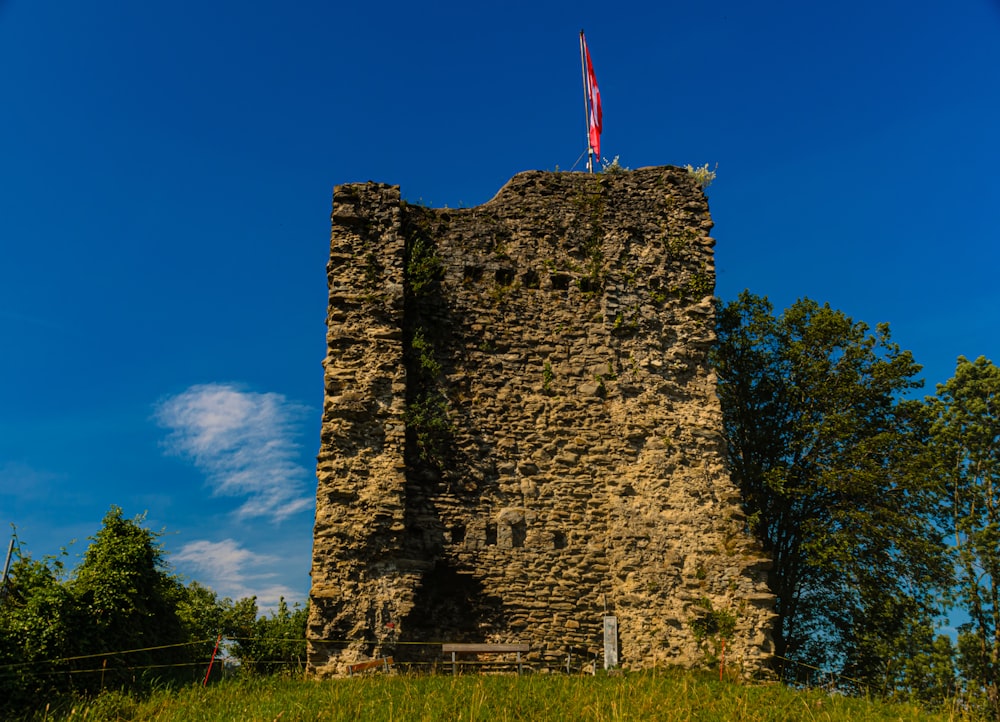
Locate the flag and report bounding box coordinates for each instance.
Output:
[583,34,602,161]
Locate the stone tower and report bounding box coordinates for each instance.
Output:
[307,166,775,676]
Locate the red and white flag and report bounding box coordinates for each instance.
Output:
[583,33,602,161]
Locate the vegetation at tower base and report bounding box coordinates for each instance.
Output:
[712,292,952,693]
[930,355,1000,717]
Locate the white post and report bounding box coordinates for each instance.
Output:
[603,615,619,669]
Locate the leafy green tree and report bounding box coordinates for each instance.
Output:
[175,580,237,663]
[69,506,190,690]
[847,597,956,706]
[0,506,307,715]
[931,355,1000,716]
[176,580,224,646]
[175,581,267,682]
[229,596,307,675]
[0,554,82,707]
[896,631,957,708]
[713,292,950,688]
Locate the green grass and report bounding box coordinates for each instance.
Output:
[29,670,961,721]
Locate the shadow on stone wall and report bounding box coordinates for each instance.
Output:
[399,560,505,660]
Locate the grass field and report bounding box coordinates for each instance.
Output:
[26,669,968,722]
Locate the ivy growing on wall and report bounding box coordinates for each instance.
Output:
[572,180,606,296]
[401,212,454,468]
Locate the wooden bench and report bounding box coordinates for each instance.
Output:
[347,656,393,676]
[442,643,530,676]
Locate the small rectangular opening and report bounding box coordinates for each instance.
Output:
[550,274,571,291]
[511,520,526,548]
[553,531,567,549]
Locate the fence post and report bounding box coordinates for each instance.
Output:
[203,635,222,687]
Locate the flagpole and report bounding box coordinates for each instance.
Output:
[579,30,594,173]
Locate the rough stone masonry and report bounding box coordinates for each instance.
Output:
[307,166,775,676]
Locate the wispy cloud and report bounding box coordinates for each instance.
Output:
[173,538,302,610]
[154,384,313,522]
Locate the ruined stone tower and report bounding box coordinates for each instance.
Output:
[307,166,775,676]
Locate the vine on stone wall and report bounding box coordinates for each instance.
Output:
[573,181,607,296]
[688,597,736,666]
[406,229,445,298]
[542,359,555,393]
[402,213,454,468]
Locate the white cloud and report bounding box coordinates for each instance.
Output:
[174,538,303,611]
[155,383,314,522]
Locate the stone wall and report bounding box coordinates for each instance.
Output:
[307,166,775,676]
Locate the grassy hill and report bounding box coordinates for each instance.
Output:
[30,670,963,721]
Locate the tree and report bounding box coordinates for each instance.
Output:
[229,596,308,675]
[931,355,1000,715]
[0,554,82,707]
[0,506,309,715]
[69,506,190,690]
[713,292,950,687]
[896,631,958,708]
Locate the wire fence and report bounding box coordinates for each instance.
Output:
[0,636,305,689]
[1,637,987,721]
[0,634,883,696]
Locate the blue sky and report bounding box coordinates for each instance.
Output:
[2,0,998,612]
